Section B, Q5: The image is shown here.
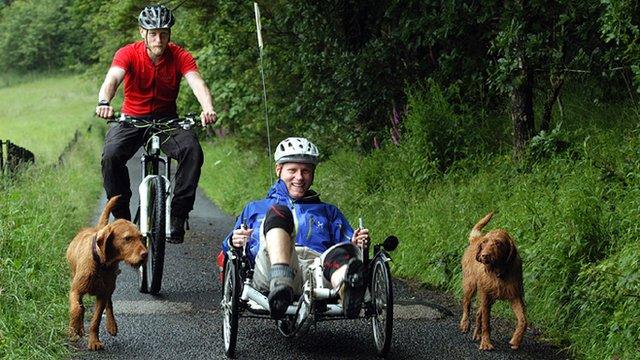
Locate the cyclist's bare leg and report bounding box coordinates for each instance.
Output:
[330,266,348,287]
[264,227,295,318]
[265,228,293,265]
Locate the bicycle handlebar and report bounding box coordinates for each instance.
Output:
[106,113,201,130]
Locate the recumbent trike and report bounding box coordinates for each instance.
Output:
[220,231,399,358]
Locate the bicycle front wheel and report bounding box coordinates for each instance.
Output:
[141,176,167,295]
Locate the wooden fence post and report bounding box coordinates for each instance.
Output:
[0,140,4,175]
[2,140,9,176]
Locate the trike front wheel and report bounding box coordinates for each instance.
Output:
[370,256,393,357]
[222,257,241,358]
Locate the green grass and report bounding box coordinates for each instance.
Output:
[0,73,96,164]
[0,72,44,89]
[0,126,104,359]
[199,87,640,359]
[0,73,105,359]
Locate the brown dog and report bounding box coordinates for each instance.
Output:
[459,211,526,350]
[66,195,147,350]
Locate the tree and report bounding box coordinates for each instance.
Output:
[600,0,640,97]
[489,0,613,156]
[0,0,100,72]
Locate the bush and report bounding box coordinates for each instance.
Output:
[199,83,640,359]
[0,0,97,72]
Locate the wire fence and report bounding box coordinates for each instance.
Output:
[57,124,93,166]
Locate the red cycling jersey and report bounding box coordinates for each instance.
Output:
[111,41,198,116]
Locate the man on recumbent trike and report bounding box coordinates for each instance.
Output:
[222,137,371,319]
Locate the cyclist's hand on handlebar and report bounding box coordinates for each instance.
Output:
[231,228,253,248]
[351,228,370,248]
[200,109,217,126]
[96,104,114,120]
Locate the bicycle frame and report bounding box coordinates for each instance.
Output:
[138,133,172,239]
[237,255,342,318]
[109,113,197,295]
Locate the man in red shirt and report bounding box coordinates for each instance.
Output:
[95,4,216,244]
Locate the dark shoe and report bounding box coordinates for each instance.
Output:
[340,258,365,318]
[268,285,293,319]
[167,216,186,244]
[268,264,294,319]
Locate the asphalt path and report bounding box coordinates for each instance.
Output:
[69,149,570,360]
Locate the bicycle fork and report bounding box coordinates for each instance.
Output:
[138,135,173,238]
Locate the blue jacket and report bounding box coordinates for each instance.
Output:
[222,179,354,262]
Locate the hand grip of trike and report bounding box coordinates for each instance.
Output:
[358,217,369,266]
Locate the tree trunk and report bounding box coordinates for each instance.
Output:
[510,60,535,158]
[540,75,565,132]
[510,0,535,158]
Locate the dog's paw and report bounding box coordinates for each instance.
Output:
[472,328,481,341]
[68,327,84,341]
[479,340,495,351]
[509,339,521,350]
[106,321,118,336]
[87,339,105,351]
[459,321,469,333]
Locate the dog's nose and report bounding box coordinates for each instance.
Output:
[140,250,148,259]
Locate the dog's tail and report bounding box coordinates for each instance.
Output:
[469,211,494,240]
[97,195,121,227]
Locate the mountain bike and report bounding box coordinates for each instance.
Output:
[109,114,197,295]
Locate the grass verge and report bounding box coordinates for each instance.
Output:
[0,125,104,359]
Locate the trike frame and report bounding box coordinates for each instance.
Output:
[221,235,398,358]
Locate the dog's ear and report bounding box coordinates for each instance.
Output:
[504,236,516,266]
[475,241,484,262]
[95,225,114,263]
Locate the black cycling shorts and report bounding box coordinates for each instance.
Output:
[322,244,358,280]
[263,204,294,236]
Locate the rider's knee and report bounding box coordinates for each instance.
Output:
[263,205,294,236]
[101,148,122,167]
[322,244,359,281]
[191,143,204,166]
[180,139,204,166]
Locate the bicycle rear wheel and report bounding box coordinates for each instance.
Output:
[139,176,167,295]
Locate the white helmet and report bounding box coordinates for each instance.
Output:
[274,137,319,165]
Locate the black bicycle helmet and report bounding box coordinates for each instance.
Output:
[138,4,175,30]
